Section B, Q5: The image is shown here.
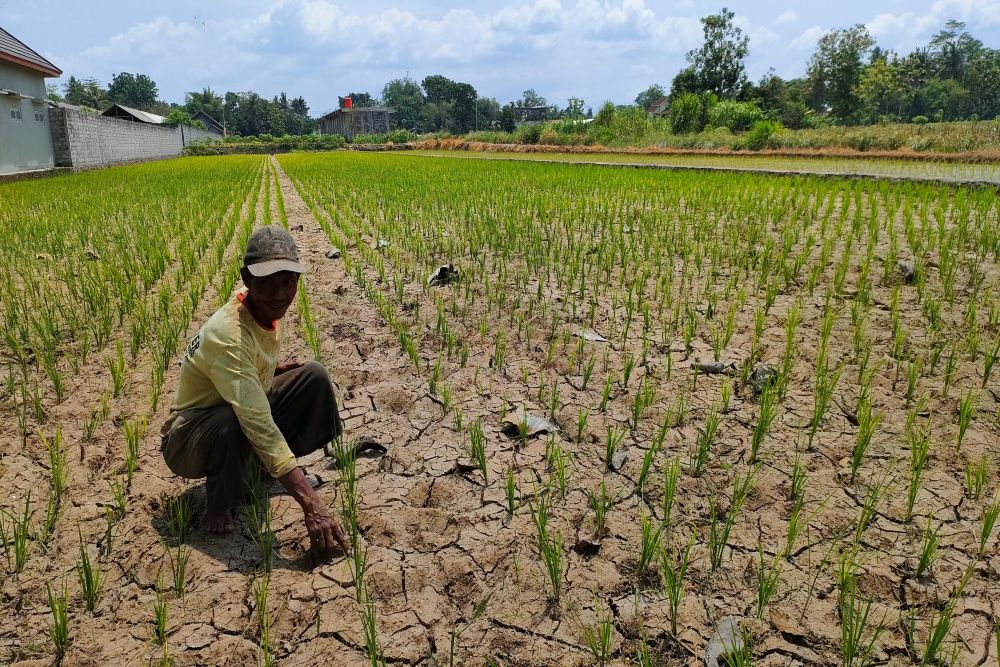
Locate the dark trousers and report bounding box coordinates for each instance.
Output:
[161,361,342,512]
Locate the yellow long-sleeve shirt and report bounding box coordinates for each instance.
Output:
[166,289,297,478]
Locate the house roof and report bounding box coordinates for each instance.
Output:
[317,106,394,121]
[191,109,223,131]
[101,103,165,124]
[648,97,669,115]
[0,26,61,77]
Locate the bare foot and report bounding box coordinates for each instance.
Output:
[204,507,234,534]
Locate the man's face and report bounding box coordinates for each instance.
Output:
[247,270,299,321]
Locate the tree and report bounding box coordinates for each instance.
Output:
[498,104,516,132]
[806,25,875,122]
[929,20,982,81]
[420,75,477,133]
[63,76,107,110]
[46,83,62,103]
[184,87,224,119]
[564,97,585,119]
[106,72,159,111]
[634,84,666,111]
[683,7,749,99]
[381,76,425,131]
[856,57,905,122]
[339,92,377,108]
[163,109,198,127]
[517,89,547,108]
[290,96,309,117]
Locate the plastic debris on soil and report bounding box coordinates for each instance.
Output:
[499,410,560,439]
[428,264,459,286]
[608,450,627,471]
[573,328,608,342]
[692,360,730,374]
[325,247,342,259]
[705,616,744,667]
[748,363,778,395]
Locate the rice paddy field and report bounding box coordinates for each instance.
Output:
[0,152,998,666]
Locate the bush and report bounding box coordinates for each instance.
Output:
[514,124,543,144]
[594,101,616,127]
[387,129,417,143]
[707,100,764,133]
[538,129,559,145]
[669,93,704,134]
[911,115,929,125]
[352,133,389,144]
[739,120,783,151]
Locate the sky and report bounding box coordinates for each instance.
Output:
[3,0,1000,115]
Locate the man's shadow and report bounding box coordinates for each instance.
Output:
[151,483,340,574]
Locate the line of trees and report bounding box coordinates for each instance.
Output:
[640,10,1000,128]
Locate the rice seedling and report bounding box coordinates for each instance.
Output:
[253,575,275,667]
[505,466,517,515]
[164,541,190,597]
[838,553,886,667]
[604,425,626,471]
[915,518,941,578]
[850,396,882,484]
[956,389,977,451]
[586,480,615,536]
[599,373,613,411]
[529,491,564,603]
[721,623,755,667]
[979,493,1000,558]
[153,584,169,645]
[445,593,492,667]
[469,419,488,482]
[854,470,893,545]
[906,420,932,522]
[755,547,783,619]
[123,416,147,489]
[165,494,191,546]
[808,361,844,447]
[750,384,777,464]
[661,534,693,636]
[47,581,70,661]
[965,455,989,500]
[790,448,807,502]
[575,407,590,444]
[243,464,275,572]
[8,492,31,573]
[581,597,615,665]
[636,513,662,579]
[106,341,126,398]
[690,405,721,477]
[983,332,1000,388]
[77,526,104,612]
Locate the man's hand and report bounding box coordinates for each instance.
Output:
[275,360,305,377]
[278,467,351,557]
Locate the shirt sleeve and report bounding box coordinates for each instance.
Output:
[208,334,297,478]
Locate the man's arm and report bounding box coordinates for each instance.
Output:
[278,467,351,556]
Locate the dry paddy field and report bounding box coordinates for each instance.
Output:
[0,152,998,667]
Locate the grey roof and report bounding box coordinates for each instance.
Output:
[0,26,61,77]
[318,106,394,121]
[102,103,165,124]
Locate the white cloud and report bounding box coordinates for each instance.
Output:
[775,10,797,25]
[790,25,825,50]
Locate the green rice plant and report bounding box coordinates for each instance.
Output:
[469,419,488,482]
[505,466,517,515]
[9,492,31,573]
[854,470,893,545]
[708,483,747,572]
[689,406,721,477]
[661,456,681,527]
[47,581,70,661]
[661,534,693,636]
[905,358,922,406]
[942,346,958,398]
[622,352,636,387]
[906,420,932,522]
[586,480,615,536]
[838,555,886,667]
[956,389,977,451]
[253,575,275,667]
[604,425,626,471]
[123,416,147,489]
[750,384,777,464]
[600,372,613,411]
[983,332,1000,388]
[77,526,104,612]
[920,599,959,667]
[243,464,275,572]
[107,475,127,517]
[638,420,667,497]
[165,541,190,597]
[446,593,491,667]
[106,341,127,398]
[808,362,844,447]
[153,584,169,646]
[777,301,801,399]
[575,407,590,444]
[915,518,941,578]
[582,355,596,390]
[630,376,655,428]
[581,597,614,665]
[979,493,1000,558]
[721,623,755,667]
[851,396,882,483]
[636,513,662,579]
[790,449,807,502]
[165,494,191,546]
[755,547,783,619]
[965,455,989,500]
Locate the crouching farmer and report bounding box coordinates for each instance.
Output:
[161,226,350,556]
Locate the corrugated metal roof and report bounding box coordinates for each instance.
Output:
[317,106,395,121]
[102,103,165,124]
[0,26,61,77]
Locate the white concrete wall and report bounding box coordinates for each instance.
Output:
[49,108,222,169]
[0,61,55,174]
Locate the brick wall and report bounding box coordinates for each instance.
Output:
[49,108,222,169]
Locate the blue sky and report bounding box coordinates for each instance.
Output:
[4,1,1000,115]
